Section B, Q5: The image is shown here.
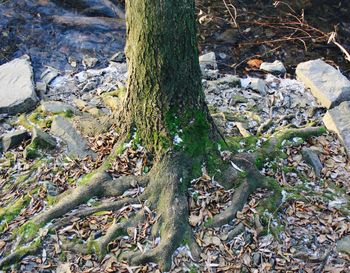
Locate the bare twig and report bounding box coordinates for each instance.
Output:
[328,32,350,62]
[222,0,238,27]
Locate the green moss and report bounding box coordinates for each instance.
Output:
[24,142,40,159]
[165,108,211,156]
[0,196,30,232]
[15,221,40,242]
[1,237,43,269]
[77,172,96,186]
[98,142,125,171]
[257,178,282,214]
[225,135,259,153]
[204,217,214,227]
[28,110,52,129]
[17,114,33,130]
[92,211,111,216]
[189,265,199,273]
[63,109,74,118]
[46,195,57,206]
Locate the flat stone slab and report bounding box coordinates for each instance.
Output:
[1,130,30,152]
[50,116,95,159]
[323,101,350,156]
[40,101,78,114]
[0,55,38,114]
[296,59,350,109]
[337,236,350,255]
[260,60,286,74]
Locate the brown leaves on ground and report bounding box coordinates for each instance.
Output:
[247,59,263,69]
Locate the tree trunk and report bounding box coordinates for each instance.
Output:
[123,0,213,157]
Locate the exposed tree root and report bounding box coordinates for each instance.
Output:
[32,173,148,228]
[262,126,326,155]
[0,172,148,269]
[0,126,326,270]
[50,197,140,231]
[210,126,325,227]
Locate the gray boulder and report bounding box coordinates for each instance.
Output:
[0,55,38,114]
[40,67,60,84]
[215,75,241,87]
[337,236,350,255]
[31,127,57,149]
[199,52,217,70]
[241,77,267,95]
[40,101,78,114]
[260,60,286,73]
[296,59,350,109]
[302,148,323,177]
[24,127,57,159]
[1,130,30,152]
[50,116,95,159]
[323,101,350,157]
[199,52,219,80]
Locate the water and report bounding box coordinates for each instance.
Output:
[0,0,349,81]
[0,0,125,80]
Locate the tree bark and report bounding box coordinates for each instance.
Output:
[123,0,212,156]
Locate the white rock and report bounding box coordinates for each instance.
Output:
[199,52,217,70]
[241,77,267,95]
[260,60,286,73]
[0,55,38,114]
[323,101,350,157]
[296,59,350,108]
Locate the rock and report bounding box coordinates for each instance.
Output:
[56,263,72,273]
[241,77,267,95]
[260,60,286,73]
[199,52,217,70]
[296,59,350,108]
[89,97,101,107]
[41,67,60,84]
[215,75,241,87]
[31,127,57,149]
[73,99,87,110]
[230,94,248,106]
[24,127,57,159]
[218,52,227,59]
[73,115,110,137]
[82,56,98,69]
[81,81,98,92]
[41,101,77,114]
[337,236,350,255]
[323,101,350,156]
[50,116,96,159]
[0,55,38,114]
[68,56,78,68]
[42,181,58,196]
[110,51,126,63]
[252,252,261,266]
[199,52,219,79]
[214,29,239,43]
[1,130,30,152]
[86,107,102,117]
[36,82,47,97]
[102,96,120,111]
[302,148,323,176]
[85,260,93,268]
[202,69,219,80]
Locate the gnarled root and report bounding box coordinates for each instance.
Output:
[0,172,149,269]
[123,153,200,270]
[210,153,271,227]
[0,126,325,270]
[0,153,198,271]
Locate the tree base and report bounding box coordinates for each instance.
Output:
[0,126,325,271]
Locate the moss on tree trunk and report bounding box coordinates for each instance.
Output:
[122,0,214,156]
